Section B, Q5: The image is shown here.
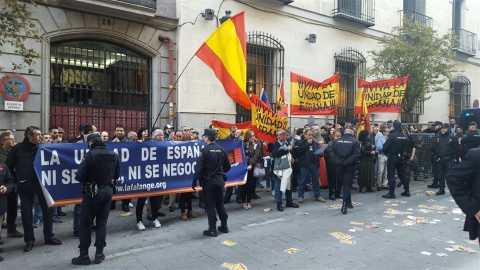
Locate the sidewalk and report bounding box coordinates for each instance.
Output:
[1,180,479,269]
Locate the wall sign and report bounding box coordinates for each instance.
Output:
[0,74,30,101]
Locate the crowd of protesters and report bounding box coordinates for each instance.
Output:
[0,117,479,260]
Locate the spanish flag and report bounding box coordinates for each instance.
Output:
[356,89,370,137]
[276,78,288,117]
[195,12,251,110]
[251,94,288,143]
[354,78,367,114]
[211,120,251,139]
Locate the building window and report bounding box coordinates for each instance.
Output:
[401,101,424,123]
[449,76,471,122]
[333,0,375,27]
[50,40,151,139]
[334,48,366,124]
[452,0,477,56]
[402,0,431,27]
[236,32,284,123]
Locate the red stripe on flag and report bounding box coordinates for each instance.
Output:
[196,44,251,109]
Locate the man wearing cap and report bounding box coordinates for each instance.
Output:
[432,123,458,195]
[462,122,480,152]
[57,127,66,143]
[163,125,174,141]
[427,121,444,189]
[72,134,120,265]
[192,129,231,237]
[382,120,410,199]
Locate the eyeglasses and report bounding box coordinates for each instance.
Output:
[214,130,219,132]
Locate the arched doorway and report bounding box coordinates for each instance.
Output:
[50,40,151,139]
[334,47,366,124]
[236,32,285,123]
[450,75,471,121]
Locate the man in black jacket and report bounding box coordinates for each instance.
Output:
[6,126,62,252]
[0,161,14,261]
[446,147,480,248]
[330,128,360,214]
[72,134,120,265]
[295,129,326,203]
[432,124,458,195]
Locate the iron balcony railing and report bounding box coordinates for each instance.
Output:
[402,9,432,27]
[115,0,156,9]
[333,0,375,27]
[451,27,477,56]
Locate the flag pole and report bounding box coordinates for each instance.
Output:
[152,54,196,129]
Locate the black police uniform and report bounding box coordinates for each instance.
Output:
[72,135,120,265]
[432,128,458,195]
[329,132,361,214]
[446,148,480,247]
[462,131,480,152]
[382,122,410,198]
[193,129,231,237]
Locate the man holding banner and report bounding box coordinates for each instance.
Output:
[6,126,62,252]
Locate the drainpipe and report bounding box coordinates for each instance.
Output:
[158,35,175,126]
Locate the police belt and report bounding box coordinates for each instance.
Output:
[205,174,224,180]
[95,183,113,189]
[388,152,403,157]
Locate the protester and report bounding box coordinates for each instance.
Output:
[179,134,196,220]
[357,130,376,193]
[240,130,261,210]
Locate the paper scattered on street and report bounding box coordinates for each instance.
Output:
[222,240,237,246]
[451,245,479,253]
[297,212,309,215]
[421,251,432,256]
[382,215,395,218]
[436,253,448,257]
[446,240,456,244]
[348,229,356,232]
[284,248,300,254]
[350,221,364,226]
[385,229,392,232]
[221,262,248,270]
[426,191,434,196]
[121,212,132,217]
[263,208,272,212]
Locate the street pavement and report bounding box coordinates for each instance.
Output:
[1,179,480,270]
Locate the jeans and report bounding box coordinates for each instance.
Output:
[33,195,42,223]
[274,175,293,205]
[298,165,320,199]
[376,154,388,187]
[6,189,19,233]
[204,177,228,226]
[73,204,82,231]
[19,190,54,244]
[79,186,113,249]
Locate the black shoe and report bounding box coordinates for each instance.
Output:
[382,193,396,199]
[73,230,79,239]
[396,182,403,188]
[427,184,439,189]
[72,255,91,265]
[169,207,175,212]
[0,248,3,253]
[158,212,166,217]
[401,191,411,197]
[346,202,354,209]
[203,229,218,237]
[236,199,242,204]
[341,203,347,214]
[23,243,34,252]
[436,189,445,195]
[122,204,130,212]
[286,202,299,208]
[0,256,3,261]
[94,253,105,264]
[0,238,3,245]
[218,225,229,233]
[7,230,24,238]
[277,205,284,211]
[45,237,62,245]
[329,195,336,201]
[57,210,67,216]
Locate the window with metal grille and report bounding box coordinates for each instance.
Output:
[402,0,431,27]
[50,40,151,140]
[449,76,471,122]
[333,0,375,27]
[235,32,284,123]
[334,48,365,124]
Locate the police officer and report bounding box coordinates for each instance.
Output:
[382,120,410,199]
[462,122,480,152]
[72,134,120,265]
[329,127,361,214]
[432,123,458,195]
[192,129,231,237]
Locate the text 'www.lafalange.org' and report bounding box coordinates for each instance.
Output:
[116,182,166,192]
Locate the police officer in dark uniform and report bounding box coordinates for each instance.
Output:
[462,122,480,152]
[329,127,361,214]
[192,129,231,237]
[382,120,410,199]
[432,123,458,195]
[72,134,120,265]
[427,121,443,188]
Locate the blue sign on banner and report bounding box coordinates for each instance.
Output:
[34,140,247,206]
